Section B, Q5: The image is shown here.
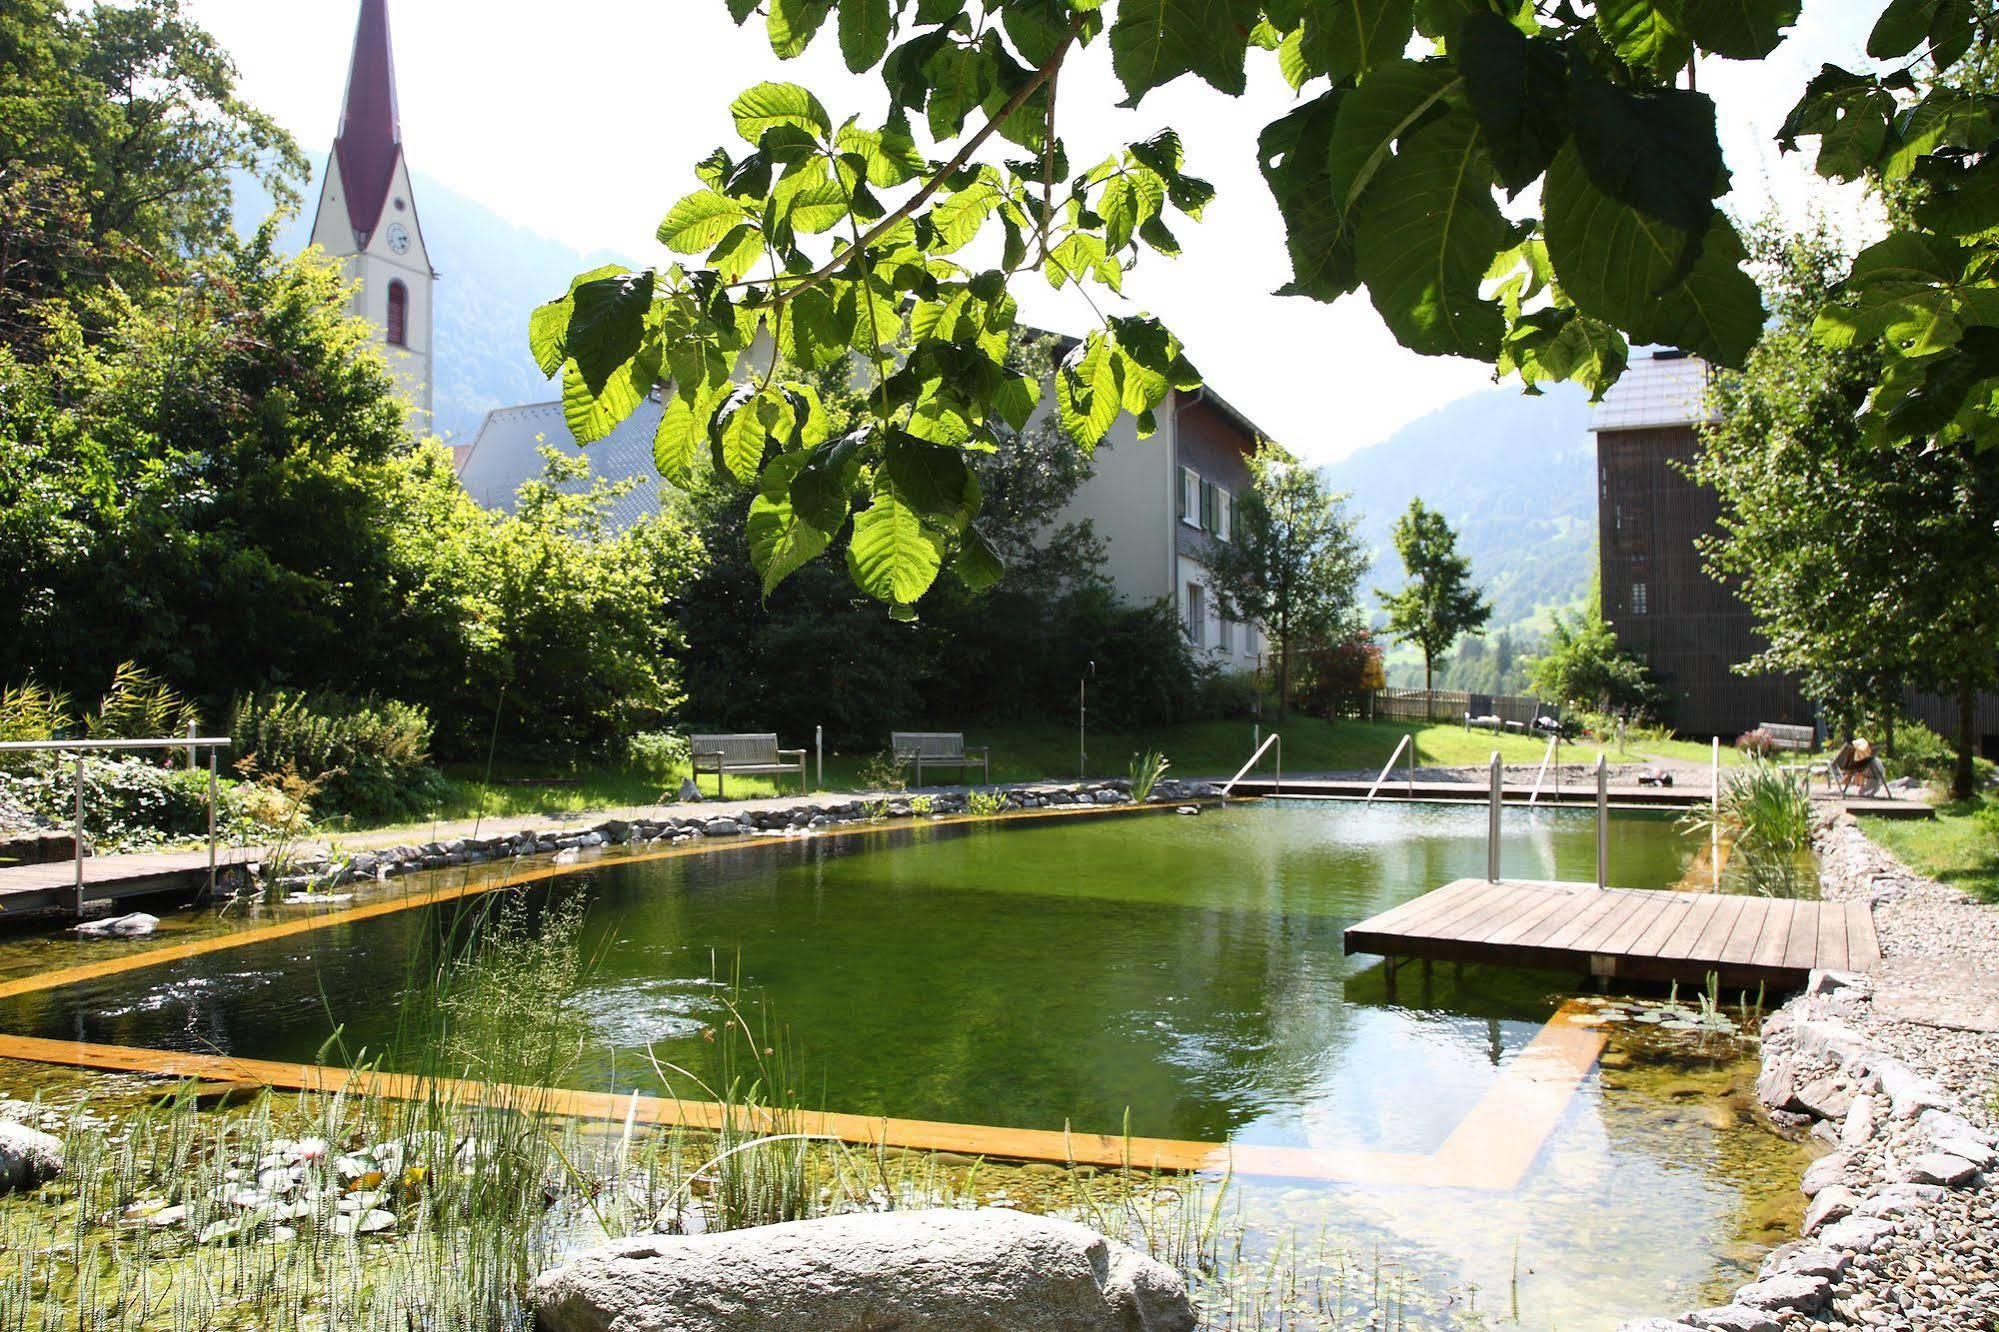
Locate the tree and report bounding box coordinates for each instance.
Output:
[0,0,304,341]
[1203,446,1367,720]
[1525,583,1655,715]
[1694,221,1999,798]
[1378,500,1492,695]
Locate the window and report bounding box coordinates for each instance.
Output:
[1215,487,1231,542]
[1218,615,1233,652]
[1186,584,1206,646]
[385,280,409,347]
[1631,581,1648,615]
[1179,467,1200,527]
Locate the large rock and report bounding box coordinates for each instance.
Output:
[0,1121,62,1191]
[527,1209,1196,1332]
[73,912,157,938]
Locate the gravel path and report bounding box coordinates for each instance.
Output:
[1623,813,1999,1332]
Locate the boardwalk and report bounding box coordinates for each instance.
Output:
[1344,878,1879,990]
[0,850,246,917]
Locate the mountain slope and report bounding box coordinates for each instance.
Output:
[233,154,614,441]
[1325,382,1597,650]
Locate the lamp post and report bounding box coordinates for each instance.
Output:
[1079,660,1095,781]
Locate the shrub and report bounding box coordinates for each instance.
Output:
[1198,671,1264,721]
[0,753,268,850]
[229,689,446,822]
[624,731,692,782]
[1737,728,1777,758]
[1294,636,1384,718]
[1878,716,1955,784]
[0,679,72,746]
[83,662,201,745]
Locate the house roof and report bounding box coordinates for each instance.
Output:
[1589,352,1719,432]
[332,0,401,245]
[456,397,668,529]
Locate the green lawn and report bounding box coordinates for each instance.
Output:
[329,717,1707,837]
[1862,794,1999,904]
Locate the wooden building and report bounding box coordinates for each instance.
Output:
[1590,353,1812,738]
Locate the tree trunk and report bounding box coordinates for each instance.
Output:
[1276,641,1291,723]
[1954,684,1977,802]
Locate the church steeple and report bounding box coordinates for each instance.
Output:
[310,0,435,429]
[332,0,401,248]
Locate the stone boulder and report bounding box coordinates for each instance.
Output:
[0,1121,62,1191]
[527,1208,1196,1332]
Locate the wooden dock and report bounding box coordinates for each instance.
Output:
[0,850,241,917]
[1345,878,1878,990]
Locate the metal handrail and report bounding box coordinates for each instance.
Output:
[1365,732,1416,804]
[0,737,230,752]
[1,735,232,913]
[1526,733,1560,806]
[1487,751,1503,882]
[1595,752,1610,890]
[1221,731,1281,796]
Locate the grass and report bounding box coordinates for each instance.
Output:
[331,718,1654,838]
[1862,792,1999,904]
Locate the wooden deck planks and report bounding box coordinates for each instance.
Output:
[1345,879,1877,989]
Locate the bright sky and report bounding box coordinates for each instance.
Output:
[189,0,1883,462]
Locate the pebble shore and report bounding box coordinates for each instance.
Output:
[1622,812,1999,1332]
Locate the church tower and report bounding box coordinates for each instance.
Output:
[310,0,435,427]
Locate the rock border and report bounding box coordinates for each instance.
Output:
[1621,814,1999,1332]
[249,778,1222,896]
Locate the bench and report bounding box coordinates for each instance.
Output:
[1760,723,1816,753]
[892,732,990,785]
[1464,694,1504,734]
[688,733,807,798]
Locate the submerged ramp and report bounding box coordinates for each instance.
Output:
[1345,879,1878,991]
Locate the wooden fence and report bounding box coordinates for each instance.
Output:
[1368,689,1548,728]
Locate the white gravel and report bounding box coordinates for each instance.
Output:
[1623,812,1999,1332]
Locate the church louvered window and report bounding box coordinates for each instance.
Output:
[386,280,408,346]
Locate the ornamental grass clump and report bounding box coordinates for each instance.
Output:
[1682,761,1816,897]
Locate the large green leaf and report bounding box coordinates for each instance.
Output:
[1054,333,1123,447]
[562,349,655,445]
[837,0,892,70]
[884,437,974,520]
[1258,91,1358,300]
[1866,0,1932,57]
[729,82,831,145]
[1352,112,1507,358]
[1498,306,1629,399]
[1298,0,1415,82]
[1569,71,1725,235]
[1456,12,1567,193]
[847,487,943,605]
[1543,145,1764,367]
[659,191,751,253]
[1327,60,1458,216]
[564,271,654,395]
[1109,0,1259,105]
[767,0,834,57]
[952,524,1006,592]
[1593,0,1691,76]
[790,429,869,532]
[1816,233,1989,356]
[1672,0,1800,59]
[748,457,833,596]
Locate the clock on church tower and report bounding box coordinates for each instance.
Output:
[308,0,435,427]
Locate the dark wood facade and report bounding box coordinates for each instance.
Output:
[1596,424,1812,738]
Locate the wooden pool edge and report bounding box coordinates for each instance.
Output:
[0,1002,1607,1191]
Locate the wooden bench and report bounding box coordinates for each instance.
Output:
[1761,723,1816,753]
[892,732,990,785]
[688,733,807,798]
[1464,694,1505,734]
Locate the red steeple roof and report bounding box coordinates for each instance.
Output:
[332,0,401,245]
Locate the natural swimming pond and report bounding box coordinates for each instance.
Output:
[0,802,1808,1328]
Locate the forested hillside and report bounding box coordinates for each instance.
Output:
[1325,383,1598,689]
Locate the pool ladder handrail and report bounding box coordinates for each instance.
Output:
[1487,749,1612,889]
[1364,732,1417,805]
[1221,731,1281,796]
[1526,733,1561,805]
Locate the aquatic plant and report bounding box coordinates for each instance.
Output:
[964,788,1008,816]
[1682,760,1816,896]
[1129,750,1171,802]
[908,794,935,817]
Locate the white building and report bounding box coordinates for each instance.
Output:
[309,0,435,427]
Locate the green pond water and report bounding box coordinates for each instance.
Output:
[0,802,1811,1329]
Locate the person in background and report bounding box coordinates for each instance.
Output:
[1830,736,1889,797]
